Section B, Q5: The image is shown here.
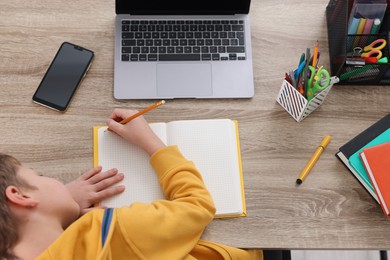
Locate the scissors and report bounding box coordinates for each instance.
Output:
[355,39,387,60]
[306,66,330,101]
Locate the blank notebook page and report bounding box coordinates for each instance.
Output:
[167,119,243,216]
[98,123,167,207]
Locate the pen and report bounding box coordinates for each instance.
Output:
[296,135,331,184]
[294,60,306,80]
[107,100,165,131]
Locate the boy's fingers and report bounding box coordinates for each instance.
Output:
[106,119,125,136]
[109,108,130,120]
[80,166,102,180]
[109,109,139,121]
[95,185,125,201]
[89,168,119,184]
[109,108,123,119]
[94,173,124,191]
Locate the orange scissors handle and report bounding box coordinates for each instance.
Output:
[361,49,382,59]
[363,39,387,52]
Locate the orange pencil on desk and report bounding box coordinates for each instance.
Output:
[107,100,165,131]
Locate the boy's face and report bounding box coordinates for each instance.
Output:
[17,166,80,228]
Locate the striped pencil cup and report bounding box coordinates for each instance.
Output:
[276,80,334,122]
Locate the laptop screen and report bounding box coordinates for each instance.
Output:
[116,0,251,15]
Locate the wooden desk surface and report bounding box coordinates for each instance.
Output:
[1,0,390,250]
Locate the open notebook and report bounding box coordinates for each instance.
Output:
[93,119,246,218]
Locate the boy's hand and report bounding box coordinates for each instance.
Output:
[66,166,125,215]
[106,109,166,156]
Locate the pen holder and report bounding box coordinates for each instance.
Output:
[276,80,333,122]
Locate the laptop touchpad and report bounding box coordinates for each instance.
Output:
[157,64,212,97]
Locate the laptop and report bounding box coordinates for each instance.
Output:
[114,0,254,99]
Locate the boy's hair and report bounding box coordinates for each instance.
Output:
[0,153,31,260]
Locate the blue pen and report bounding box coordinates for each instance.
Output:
[294,60,306,79]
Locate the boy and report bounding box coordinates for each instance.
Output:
[1,109,262,259]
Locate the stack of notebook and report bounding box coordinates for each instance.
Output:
[336,113,390,218]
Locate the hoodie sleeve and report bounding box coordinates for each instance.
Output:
[114,145,216,260]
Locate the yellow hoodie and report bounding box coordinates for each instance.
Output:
[37,146,262,260]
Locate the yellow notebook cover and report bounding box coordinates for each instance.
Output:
[93,119,246,218]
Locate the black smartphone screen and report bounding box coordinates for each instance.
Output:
[32,42,94,111]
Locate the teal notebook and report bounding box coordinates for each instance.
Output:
[349,128,390,196]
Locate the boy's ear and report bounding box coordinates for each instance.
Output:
[5,186,39,208]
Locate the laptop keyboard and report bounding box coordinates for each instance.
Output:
[120,20,246,62]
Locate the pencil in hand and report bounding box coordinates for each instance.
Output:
[106,100,165,132]
[118,100,165,124]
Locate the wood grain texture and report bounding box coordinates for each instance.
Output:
[1,0,390,249]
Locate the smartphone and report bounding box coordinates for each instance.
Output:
[32,42,94,111]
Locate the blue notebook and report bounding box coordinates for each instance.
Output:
[348,128,390,198]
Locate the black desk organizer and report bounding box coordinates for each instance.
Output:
[326,0,390,84]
